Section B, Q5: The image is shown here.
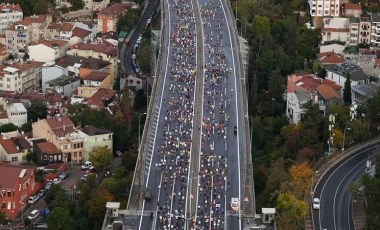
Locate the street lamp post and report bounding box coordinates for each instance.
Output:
[342,127,351,156]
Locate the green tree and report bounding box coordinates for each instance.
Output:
[68,0,85,11]
[276,192,308,229]
[46,207,74,230]
[33,0,49,14]
[133,89,147,112]
[88,189,114,228]
[0,123,18,133]
[89,146,112,170]
[344,73,352,105]
[27,100,47,122]
[252,15,270,57]
[20,122,32,132]
[0,210,6,225]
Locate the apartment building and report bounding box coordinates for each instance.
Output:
[0,3,23,34]
[9,61,43,92]
[78,125,113,161]
[359,12,372,44]
[371,13,380,47]
[5,14,52,54]
[321,18,350,45]
[28,39,69,63]
[349,17,360,45]
[97,2,135,33]
[309,0,340,18]
[0,135,31,163]
[341,3,362,18]
[32,115,85,164]
[0,163,36,220]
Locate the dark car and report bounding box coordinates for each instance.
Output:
[234,126,237,135]
[144,188,152,200]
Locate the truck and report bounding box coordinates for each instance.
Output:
[231,197,239,212]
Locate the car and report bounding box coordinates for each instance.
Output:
[144,188,152,200]
[147,18,152,24]
[44,182,53,191]
[37,189,46,197]
[19,223,27,229]
[59,171,70,180]
[313,198,320,210]
[234,126,237,135]
[113,150,122,157]
[81,161,92,170]
[28,210,39,220]
[85,166,96,174]
[53,178,61,185]
[28,195,39,204]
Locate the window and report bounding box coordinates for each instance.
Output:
[74,152,77,157]
[7,191,11,197]
[79,152,82,157]
[1,202,5,209]
[11,156,18,162]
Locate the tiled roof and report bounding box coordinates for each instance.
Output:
[0,137,19,154]
[84,71,108,82]
[0,164,32,189]
[321,28,349,32]
[56,56,111,70]
[86,98,105,108]
[31,39,68,48]
[48,22,62,30]
[22,14,50,25]
[316,84,341,100]
[81,125,112,136]
[71,42,118,56]
[91,88,116,101]
[98,3,133,16]
[46,116,76,136]
[36,141,61,154]
[342,3,362,10]
[317,52,346,65]
[12,137,32,150]
[9,61,44,73]
[287,74,341,94]
[60,23,74,32]
[0,3,22,12]
[72,27,92,39]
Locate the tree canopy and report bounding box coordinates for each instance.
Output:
[46,207,75,230]
[89,146,112,171]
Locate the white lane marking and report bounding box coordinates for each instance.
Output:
[138,0,172,228]
[219,0,241,228]
[318,146,376,230]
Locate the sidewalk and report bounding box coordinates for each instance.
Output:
[352,196,367,230]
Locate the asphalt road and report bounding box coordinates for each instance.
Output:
[123,0,159,75]
[313,144,378,230]
[136,0,245,228]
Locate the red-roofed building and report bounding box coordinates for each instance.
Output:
[28,39,69,62]
[32,116,84,164]
[70,27,92,45]
[0,163,36,220]
[97,2,136,33]
[286,73,342,124]
[341,3,362,18]
[317,52,346,66]
[34,141,63,164]
[83,70,111,88]
[0,3,23,34]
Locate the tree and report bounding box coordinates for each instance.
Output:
[344,73,352,105]
[46,207,74,230]
[288,162,312,199]
[0,210,6,225]
[68,0,85,11]
[133,89,147,112]
[33,0,49,14]
[276,192,308,230]
[27,100,47,122]
[0,123,18,133]
[89,146,112,170]
[20,122,32,132]
[88,189,114,228]
[252,15,270,57]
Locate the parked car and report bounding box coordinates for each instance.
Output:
[81,161,93,170]
[85,166,96,174]
[53,178,61,185]
[28,195,39,204]
[44,182,53,191]
[59,171,70,180]
[113,150,122,157]
[28,210,39,220]
[313,198,320,210]
[37,189,46,197]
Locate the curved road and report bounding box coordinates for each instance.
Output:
[313,144,378,230]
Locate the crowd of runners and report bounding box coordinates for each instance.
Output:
[153,0,235,229]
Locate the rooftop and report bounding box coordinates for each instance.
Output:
[56,56,111,70]
[72,27,92,39]
[325,63,370,81]
[98,3,134,16]
[81,125,112,136]
[84,71,109,82]
[47,75,80,86]
[36,141,61,155]
[0,164,33,189]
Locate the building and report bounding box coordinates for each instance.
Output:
[321,18,350,45]
[92,0,110,12]
[45,75,81,97]
[78,125,113,160]
[0,3,23,34]
[0,136,32,163]
[0,163,36,220]
[286,73,342,124]
[0,67,22,92]
[341,3,362,18]
[5,14,53,54]
[348,17,360,46]
[60,23,75,41]
[371,13,380,47]
[32,116,84,164]
[47,22,62,40]
[0,44,7,64]
[67,42,118,84]
[34,140,63,164]
[308,0,340,17]
[97,3,135,33]
[359,12,372,44]
[351,81,380,103]
[28,39,69,63]
[325,63,370,89]
[55,55,111,78]
[69,27,92,46]
[82,70,111,88]
[41,62,69,94]
[7,103,27,127]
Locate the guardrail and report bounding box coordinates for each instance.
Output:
[305,137,380,230]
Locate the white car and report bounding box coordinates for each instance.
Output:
[313,198,320,210]
[53,178,61,185]
[28,195,39,204]
[28,210,39,220]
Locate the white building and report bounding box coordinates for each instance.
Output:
[0,3,23,34]
[0,67,22,92]
[349,17,360,45]
[7,103,27,127]
[78,125,113,161]
[371,13,380,47]
[28,40,69,63]
[41,62,68,94]
[325,63,370,89]
[309,0,340,17]
[321,18,350,45]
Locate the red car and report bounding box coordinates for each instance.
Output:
[85,166,96,174]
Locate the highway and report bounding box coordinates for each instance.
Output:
[313,144,378,230]
[134,0,246,228]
